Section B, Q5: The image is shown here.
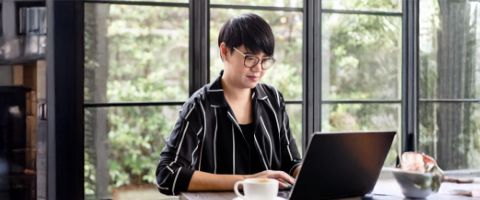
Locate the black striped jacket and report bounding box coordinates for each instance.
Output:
[155,72,302,195]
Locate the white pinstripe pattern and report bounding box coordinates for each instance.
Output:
[227,111,246,141]
[232,124,236,174]
[191,143,199,166]
[167,116,181,142]
[155,163,169,191]
[158,78,303,195]
[260,117,273,167]
[274,88,280,107]
[172,167,182,196]
[213,108,218,173]
[170,121,189,166]
[198,102,207,171]
[185,103,196,119]
[155,174,169,190]
[289,163,302,175]
[191,127,203,166]
[207,89,223,92]
[156,185,169,191]
[166,166,174,174]
[283,111,293,161]
[254,134,269,170]
[266,99,281,133]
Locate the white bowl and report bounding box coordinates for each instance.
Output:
[392,169,442,199]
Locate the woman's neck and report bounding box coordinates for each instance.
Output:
[221,78,252,102]
[221,78,253,124]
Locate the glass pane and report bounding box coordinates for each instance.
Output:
[322,0,401,12]
[286,104,302,154]
[419,0,480,99]
[84,106,180,199]
[321,103,401,166]
[210,9,303,101]
[92,0,188,2]
[322,13,402,100]
[84,4,189,103]
[210,0,302,7]
[419,102,480,170]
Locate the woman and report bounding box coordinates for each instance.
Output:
[155,13,302,195]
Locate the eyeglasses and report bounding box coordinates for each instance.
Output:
[233,47,275,70]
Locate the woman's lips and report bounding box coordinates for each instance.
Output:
[246,75,259,82]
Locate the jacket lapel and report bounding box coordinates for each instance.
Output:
[252,84,272,169]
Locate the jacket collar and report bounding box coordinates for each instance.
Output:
[207,70,269,107]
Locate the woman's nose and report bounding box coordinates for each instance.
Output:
[250,61,263,72]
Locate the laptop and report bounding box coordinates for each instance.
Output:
[286,131,396,200]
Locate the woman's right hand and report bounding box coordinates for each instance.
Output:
[245,170,295,189]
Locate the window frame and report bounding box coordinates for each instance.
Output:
[49,0,480,199]
[303,0,417,153]
[79,0,305,199]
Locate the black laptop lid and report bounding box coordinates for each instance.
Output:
[289,131,396,200]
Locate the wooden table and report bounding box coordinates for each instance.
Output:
[179,172,480,200]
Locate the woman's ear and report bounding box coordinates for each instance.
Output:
[219,42,229,62]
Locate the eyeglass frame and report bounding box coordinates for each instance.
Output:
[232,47,276,70]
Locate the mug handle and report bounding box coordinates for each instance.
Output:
[234,181,245,199]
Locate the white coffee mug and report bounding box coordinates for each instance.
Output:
[234,178,278,200]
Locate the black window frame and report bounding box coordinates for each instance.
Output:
[77,0,303,199]
[305,0,417,154]
[47,0,449,199]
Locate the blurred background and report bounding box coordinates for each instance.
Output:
[1,0,479,199]
[81,0,480,199]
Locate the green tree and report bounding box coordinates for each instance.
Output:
[321,0,402,165]
[85,4,189,197]
[84,3,110,198]
[435,0,476,169]
[419,0,480,170]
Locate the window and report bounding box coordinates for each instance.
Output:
[323,0,401,12]
[210,0,302,7]
[84,4,189,104]
[75,0,480,199]
[418,0,480,170]
[84,1,189,199]
[319,1,402,166]
[83,0,304,199]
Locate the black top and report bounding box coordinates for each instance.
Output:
[155,71,302,195]
[239,123,255,147]
[239,122,258,173]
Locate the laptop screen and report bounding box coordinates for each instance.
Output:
[288,131,396,200]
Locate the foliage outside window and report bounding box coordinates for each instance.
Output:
[321,1,402,166]
[322,0,401,11]
[210,0,302,7]
[418,0,480,170]
[82,0,480,200]
[84,1,304,199]
[84,4,188,199]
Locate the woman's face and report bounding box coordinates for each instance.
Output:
[221,44,267,89]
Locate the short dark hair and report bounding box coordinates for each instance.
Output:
[218,13,275,56]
